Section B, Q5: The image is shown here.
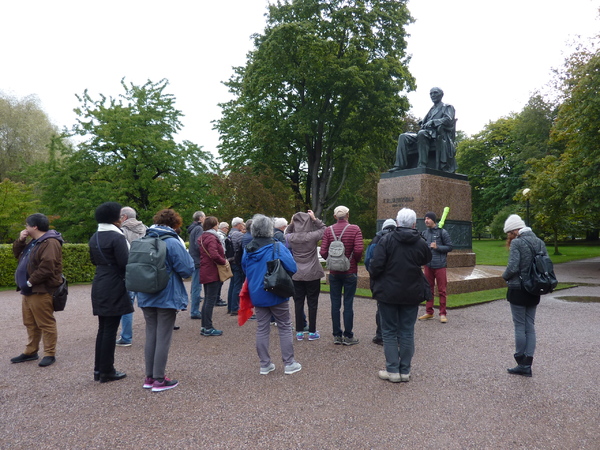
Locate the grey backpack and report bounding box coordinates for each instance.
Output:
[126,232,173,293]
[326,225,351,272]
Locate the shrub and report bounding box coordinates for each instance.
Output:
[0,243,95,287]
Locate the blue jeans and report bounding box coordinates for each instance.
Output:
[119,291,135,343]
[227,264,245,313]
[510,303,537,357]
[378,302,418,375]
[329,273,357,338]
[190,266,202,317]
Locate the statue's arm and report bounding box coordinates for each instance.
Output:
[430,104,455,130]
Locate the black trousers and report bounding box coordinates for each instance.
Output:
[293,279,320,333]
[94,315,121,374]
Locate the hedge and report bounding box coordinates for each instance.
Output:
[1,238,375,287]
[0,244,95,287]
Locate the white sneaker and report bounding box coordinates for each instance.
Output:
[284,362,302,374]
[378,370,401,383]
[260,363,275,375]
[400,373,411,382]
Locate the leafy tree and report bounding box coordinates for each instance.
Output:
[216,0,415,218]
[208,165,297,222]
[0,94,60,180]
[456,117,523,235]
[38,79,217,242]
[0,179,40,243]
[457,93,557,235]
[549,44,600,234]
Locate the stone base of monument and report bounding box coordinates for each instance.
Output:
[341,265,506,296]
[349,167,509,295]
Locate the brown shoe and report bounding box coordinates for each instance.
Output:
[440,315,448,323]
[418,314,434,320]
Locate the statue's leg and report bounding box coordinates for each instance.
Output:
[390,133,417,171]
[417,130,431,168]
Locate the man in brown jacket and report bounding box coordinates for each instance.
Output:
[12,213,64,367]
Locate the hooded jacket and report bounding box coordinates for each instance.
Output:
[137,226,195,310]
[13,230,64,295]
[242,238,297,307]
[121,218,146,244]
[285,212,326,282]
[368,227,432,305]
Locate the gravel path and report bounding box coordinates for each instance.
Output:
[1,260,599,449]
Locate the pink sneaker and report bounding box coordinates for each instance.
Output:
[151,377,179,392]
[143,377,155,389]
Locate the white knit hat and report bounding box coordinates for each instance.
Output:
[382,218,397,229]
[503,214,526,233]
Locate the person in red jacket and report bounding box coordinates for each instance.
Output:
[320,206,364,345]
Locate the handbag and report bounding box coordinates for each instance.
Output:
[217,261,233,282]
[200,238,233,282]
[263,242,295,298]
[52,275,68,312]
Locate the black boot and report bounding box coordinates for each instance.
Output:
[507,355,533,377]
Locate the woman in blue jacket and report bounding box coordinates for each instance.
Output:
[137,209,194,392]
[242,214,300,376]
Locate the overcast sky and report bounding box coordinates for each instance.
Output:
[1,0,598,158]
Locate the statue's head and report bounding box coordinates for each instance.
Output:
[430,87,444,103]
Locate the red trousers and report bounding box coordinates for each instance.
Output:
[424,266,447,316]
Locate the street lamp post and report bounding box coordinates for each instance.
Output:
[523,188,531,227]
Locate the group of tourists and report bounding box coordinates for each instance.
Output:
[10,202,546,391]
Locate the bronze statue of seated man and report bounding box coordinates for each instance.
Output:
[389,87,457,173]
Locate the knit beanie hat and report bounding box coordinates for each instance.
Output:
[424,211,437,222]
[503,214,526,233]
[382,218,397,230]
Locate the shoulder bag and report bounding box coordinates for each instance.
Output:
[263,242,295,298]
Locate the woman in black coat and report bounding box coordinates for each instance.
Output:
[89,202,134,383]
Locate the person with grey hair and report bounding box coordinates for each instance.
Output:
[116,206,146,347]
[368,208,432,383]
[242,214,300,375]
[187,211,205,319]
[320,206,364,345]
[227,217,246,316]
[273,217,288,243]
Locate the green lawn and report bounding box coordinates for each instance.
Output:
[320,283,576,308]
[472,239,600,266]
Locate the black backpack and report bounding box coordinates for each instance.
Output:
[224,236,235,260]
[126,231,173,293]
[520,238,558,295]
